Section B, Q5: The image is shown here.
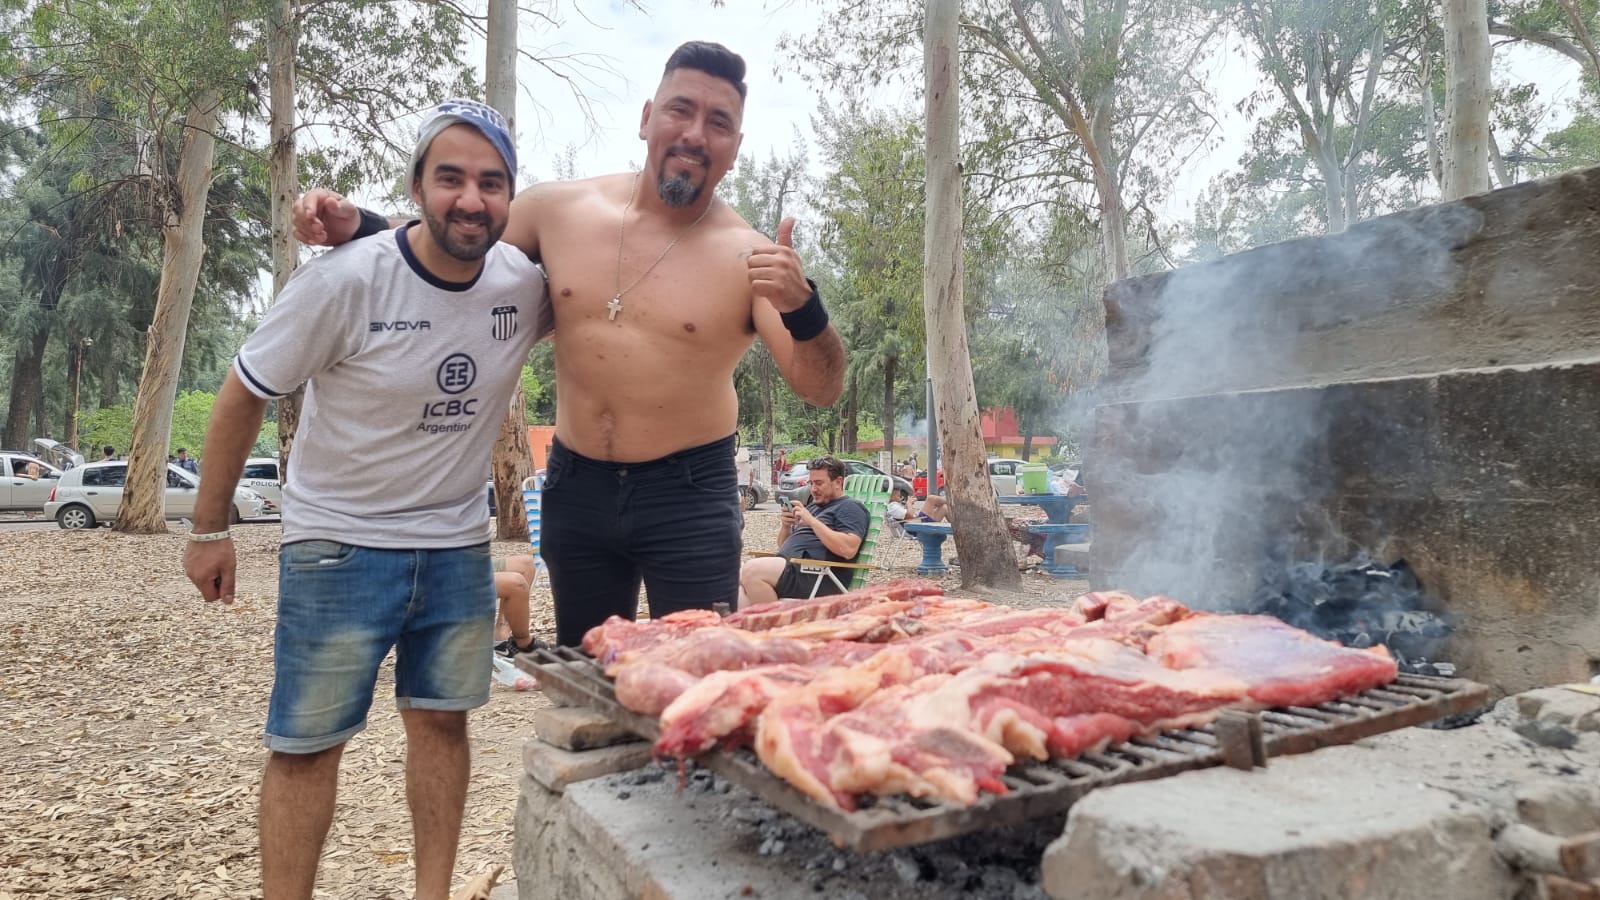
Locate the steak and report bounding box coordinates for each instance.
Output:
[1146,613,1398,708]
[610,628,813,716]
[722,579,945,631]
[581,608,724,666]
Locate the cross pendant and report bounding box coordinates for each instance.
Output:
[606,295,623,321]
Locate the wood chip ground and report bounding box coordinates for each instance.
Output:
[0,507,1082,898]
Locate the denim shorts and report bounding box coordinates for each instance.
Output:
[264,540,495,754]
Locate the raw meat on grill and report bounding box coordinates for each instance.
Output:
[608,628,813,715]
[613,662,703,717]
[756,640,1251,809]
[655,664,818,756]
[577,588,1402,811]
[1146,613,1398,707]
[582,608,724,666]
[723,579,947,631]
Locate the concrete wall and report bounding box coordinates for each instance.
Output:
[1091,169,1600,694]
[1102,168,1600,402]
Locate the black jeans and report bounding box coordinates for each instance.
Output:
[541,434,741,646]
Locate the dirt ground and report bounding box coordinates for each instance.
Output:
[0,509,1084,899]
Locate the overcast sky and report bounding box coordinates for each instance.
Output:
[503,0,828,185]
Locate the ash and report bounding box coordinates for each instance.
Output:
[603,761,1056,899]
[1250,555,1456,677]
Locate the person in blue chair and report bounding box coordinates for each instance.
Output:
[492,554,541,657]
[738,456,868,606]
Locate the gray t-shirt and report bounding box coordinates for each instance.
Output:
[235,225,545,548]
[779,495,870,563]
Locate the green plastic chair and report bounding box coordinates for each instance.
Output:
[792,472,892,598]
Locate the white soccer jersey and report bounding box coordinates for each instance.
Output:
[235,225,546,548]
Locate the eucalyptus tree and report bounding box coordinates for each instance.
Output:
[786,0,1218,285]
[1443,0,1494,197]
[927,0,1021,589]
[1489,0,1600,82]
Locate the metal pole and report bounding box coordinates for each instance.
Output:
[69,341,84,450]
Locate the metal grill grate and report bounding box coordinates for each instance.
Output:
[517,647,1489,851]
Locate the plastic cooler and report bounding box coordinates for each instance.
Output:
[1019,463,1050,494]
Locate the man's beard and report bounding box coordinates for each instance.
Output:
[422,207,505,262]
[656,147,708,207]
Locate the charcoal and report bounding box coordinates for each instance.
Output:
[889,853,921,885]
[1249,554,1456,674]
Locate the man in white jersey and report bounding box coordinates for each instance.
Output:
[293,42,848,647]
[182,100,544,900]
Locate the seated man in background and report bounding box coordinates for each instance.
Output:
[493,555,541,656]
[738,457,868,607]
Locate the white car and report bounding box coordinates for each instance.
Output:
[0,451,65,514]
[44,460,265,529]
[239,457,282,515]
[987,458,1028,495]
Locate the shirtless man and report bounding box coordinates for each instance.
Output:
[295,41,846,646]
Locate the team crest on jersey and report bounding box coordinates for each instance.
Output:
[491,305,518,341]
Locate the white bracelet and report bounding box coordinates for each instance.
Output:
[187,530,232,543]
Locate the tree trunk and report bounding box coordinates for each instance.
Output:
[64,340,83,449]
[925,0,1019,590]
[1088,111,1130,280]
[99,355,118,408]
[1317,146,1347,233]
[486,0,534,540]
[1488,131,1512,187]
[842,375,859,454]
[1442,0,1492,199]
[882,354,896,466]
[3,327,49,450]
[32,378,48,440]
[268,0,302,483]
[116,92,221,533]
[760,350,775,472]
[1421,52,1443,188]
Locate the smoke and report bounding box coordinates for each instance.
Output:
[1099,204,1476,609]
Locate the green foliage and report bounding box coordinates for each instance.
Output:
[79,405,132,457]
[524,345,555,424]
[520,364,547,424]
[253,420,278,458]
[168,390,215,455]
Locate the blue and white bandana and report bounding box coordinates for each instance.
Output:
[411,98,517,185]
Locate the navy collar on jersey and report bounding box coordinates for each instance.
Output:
[396,222,486,292]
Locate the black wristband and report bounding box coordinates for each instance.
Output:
[780,279,829,342]
[355,207,389,240]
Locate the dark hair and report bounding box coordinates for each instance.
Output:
[176,447,188,454]
[663,41,747,102]
[807,456,845,481]
[102,445,114,456]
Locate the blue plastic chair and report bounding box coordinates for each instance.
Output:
[521,475,547,586]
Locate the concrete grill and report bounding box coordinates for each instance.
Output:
[518,645,1488,851]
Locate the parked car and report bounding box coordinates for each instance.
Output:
[738,479,770,511]
[912,468,944,500]
[44,460,265,529]
[783,459,914,506]
[775,462,810,496]
[32,438,84,471]
[239,457,282,515]
[987,458,1028,495]
[0,451,65,514]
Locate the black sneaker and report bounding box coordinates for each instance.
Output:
[496,637,545,658]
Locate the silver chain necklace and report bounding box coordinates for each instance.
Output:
[608,175,713,321]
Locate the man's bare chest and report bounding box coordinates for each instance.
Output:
[542,219,753,339]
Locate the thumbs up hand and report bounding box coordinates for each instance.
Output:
[747,216,811,313]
